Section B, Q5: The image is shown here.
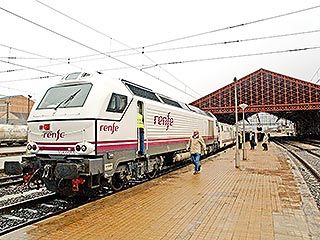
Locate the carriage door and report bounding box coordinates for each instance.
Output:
[137,101,145,155]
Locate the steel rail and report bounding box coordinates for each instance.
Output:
[273,140,320,181]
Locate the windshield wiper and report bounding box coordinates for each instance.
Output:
[54,89,81,110]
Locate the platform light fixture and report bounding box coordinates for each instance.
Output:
[239,103,248,160]
[234,77,240,168]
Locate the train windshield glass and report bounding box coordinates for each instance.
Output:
[37,83,92,109]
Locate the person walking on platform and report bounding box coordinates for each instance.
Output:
[262,133,269,151]
[187,129,206,174]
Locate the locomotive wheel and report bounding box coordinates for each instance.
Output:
[111,173,125,191]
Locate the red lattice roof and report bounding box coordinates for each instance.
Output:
[191,68,320,124]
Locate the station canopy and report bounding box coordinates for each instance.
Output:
[191,68,320,125]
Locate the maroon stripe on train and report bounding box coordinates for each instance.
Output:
[39,146,75,151]
[35,135,215,146]
[37,136,218,151]
[97,138,190,151]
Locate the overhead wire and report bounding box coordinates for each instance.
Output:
[63,4,320,60]
[35,0,201,97]
[6,27,316,77]
[310,66,320,83]
[0,5,198,99]
[140,4,320,48]
[2,46,319,82]
[140,46,320,69]
[1,4,319,97]
[0,84,37,95]
[98,29,320,59]
[0,75,58,84]
[0,42,82,69]
[0,59,61,76]
[1,28,319,76]
[0,56,50,60]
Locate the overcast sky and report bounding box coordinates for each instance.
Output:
[0,0,319,103]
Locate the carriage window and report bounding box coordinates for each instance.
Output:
[107,93,128,113]
[125,83,160,102]
[158,96,182,108]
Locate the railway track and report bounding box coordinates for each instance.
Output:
[0,175,23,188]
[0,193,71,235]
[273,139,320,208]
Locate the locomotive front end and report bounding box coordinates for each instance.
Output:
[4,72,105,196]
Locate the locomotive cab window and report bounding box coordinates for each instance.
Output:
[107,93,128,113]
[37,83,92,109]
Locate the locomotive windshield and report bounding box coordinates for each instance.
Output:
[37,83,92,109]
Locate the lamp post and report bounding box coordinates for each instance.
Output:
[27,95,32,117]
[234,77,240,168]
[239,103,248,160]
[5,100,10,124]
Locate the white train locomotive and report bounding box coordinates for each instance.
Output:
[5,72,235,196]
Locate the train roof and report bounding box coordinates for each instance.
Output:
[54,72,215,119]
[121,78,214,118]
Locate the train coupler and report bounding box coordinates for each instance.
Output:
[23,172,32,184]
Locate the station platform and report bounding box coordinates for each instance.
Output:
[3,143,320,240]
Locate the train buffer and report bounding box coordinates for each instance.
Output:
[3,143,320,239]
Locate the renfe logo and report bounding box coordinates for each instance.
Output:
[43,129,65,141]
[154,112,173,130]
[100,122,119,134]
[39,124,50,131]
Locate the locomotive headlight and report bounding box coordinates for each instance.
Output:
[81,145,87,152]
[75,141,94,155]
[26,142,39,154]
[75,145,81,152]
[27,144,32,151]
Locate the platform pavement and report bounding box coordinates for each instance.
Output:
[2,142,320,240]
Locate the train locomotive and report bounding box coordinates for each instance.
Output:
[4,72,235,196]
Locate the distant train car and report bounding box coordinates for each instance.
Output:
[218,122,236,147]
[0,124,27,146]
[4,72,235,196]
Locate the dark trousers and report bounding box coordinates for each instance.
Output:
[250,141,255,150]
[262,143,268,151]
[138,128,144,154]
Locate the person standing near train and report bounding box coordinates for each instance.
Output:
[249,131,256,150]
[187,129,206,174]
[137,102,145,156]
[262,132,269,151]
